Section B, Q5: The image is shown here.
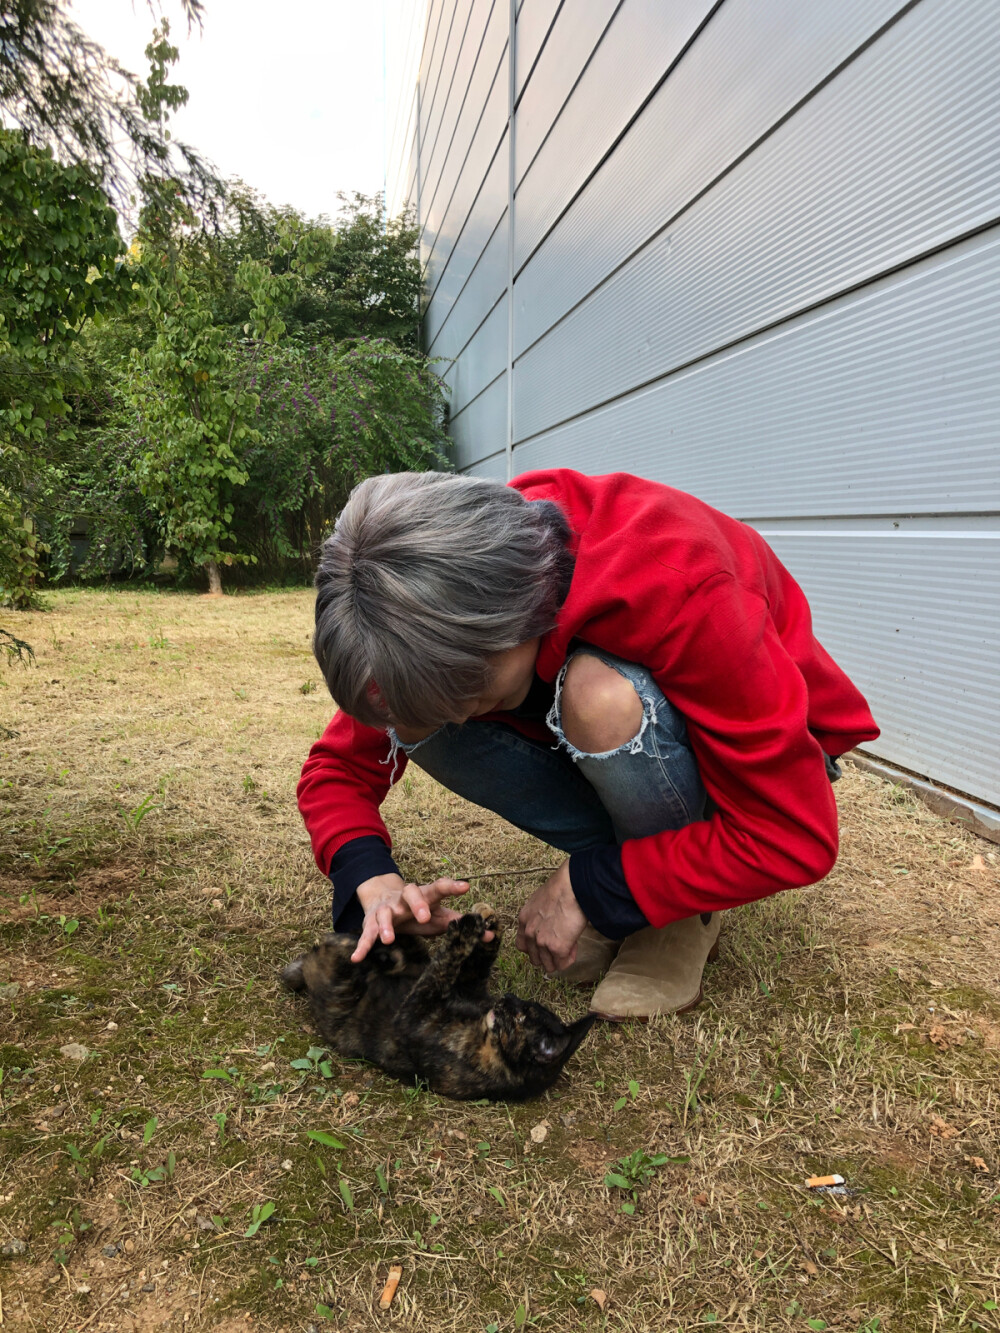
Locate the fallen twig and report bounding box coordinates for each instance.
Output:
[456,865,559,881]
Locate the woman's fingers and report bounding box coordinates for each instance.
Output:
[351,915,381,963]
[424,877,470,903]
[376,902,396,944]
[401,881,431,924]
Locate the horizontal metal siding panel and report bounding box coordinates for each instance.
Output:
[421,0,463,153]
[511,229,1000,515]
[387,88,418,216]
[421,0,494,222]
[418,0,449,116]
[449,372,507,470]
[515,0,561,99]
[464,449,508,479]
[424,136,509,338]
[514,0,908,354]
[427,207,508,355]
[421,8,508,276]
[442,297,508,411]
[514,0,714,270]
[513,0,1000,442]
[758,532,1000,806]
[514,0,617,185]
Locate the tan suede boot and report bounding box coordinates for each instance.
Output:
[589,913,722,1020]
[549,924,621,985]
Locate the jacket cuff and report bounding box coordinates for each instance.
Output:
[568,845,650,940]
[329,835,401,933]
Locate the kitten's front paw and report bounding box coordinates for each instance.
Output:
[471,902,500,935]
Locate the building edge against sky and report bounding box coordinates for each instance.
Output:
[384,0,1000,820]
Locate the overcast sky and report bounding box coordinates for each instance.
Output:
[68,0,395,222]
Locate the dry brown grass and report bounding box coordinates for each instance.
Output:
[1,588,999,1333]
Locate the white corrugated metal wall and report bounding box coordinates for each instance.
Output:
[386,0,1000,810]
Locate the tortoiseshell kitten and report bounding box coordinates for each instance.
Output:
[281,908,596,1101]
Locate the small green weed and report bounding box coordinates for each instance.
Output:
[244,1201,276,1237]
[291,1046,334,1079]
[605,1149,684,1216]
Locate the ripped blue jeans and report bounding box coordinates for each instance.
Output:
[389,647,707,856]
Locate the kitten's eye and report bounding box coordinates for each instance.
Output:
[537,1036,560,1061]
[515,1012,525,1025]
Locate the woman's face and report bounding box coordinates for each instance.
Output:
[451,637,541,723]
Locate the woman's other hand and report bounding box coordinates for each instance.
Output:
[515,860,587,974]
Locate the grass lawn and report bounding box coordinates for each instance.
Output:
[1,587,998,1333]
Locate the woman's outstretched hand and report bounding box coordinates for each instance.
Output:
[351,873,484,963]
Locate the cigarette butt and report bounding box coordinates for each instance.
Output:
[806,1174,845,1188]
[379,1264,403,1310]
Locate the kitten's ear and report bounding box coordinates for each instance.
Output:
[562,1013,598,1059]
[281,956,307,992]
[534,1031,569,1063]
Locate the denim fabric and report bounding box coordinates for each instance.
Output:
[393,646,707,856]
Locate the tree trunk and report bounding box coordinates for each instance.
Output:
[205,559,223,595]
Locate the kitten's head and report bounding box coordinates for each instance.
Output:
[485,994,597,1074]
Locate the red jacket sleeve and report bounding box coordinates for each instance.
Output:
[622,573,841,925]
[296,712,405,876]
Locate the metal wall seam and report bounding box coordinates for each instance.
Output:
[420,0,495,235]
[510,226,1000,515]
[420,0,463,169]
[512,0,1000,443]
[418,0,449,127]
[514,0,563,102]
[514,0,621,190]
[425,151,509,349]
[425,206,507,355]
[441,295,508,410]
[420,5,508,285]
[513,0,912,357]
[420,0,476,186]
[761,534,1000,804]
[449,372,508,470]
[466,450,510,480]
[513,0,717,272]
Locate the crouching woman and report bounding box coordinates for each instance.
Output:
[296,469,879,1020]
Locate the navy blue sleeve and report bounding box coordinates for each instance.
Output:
[568,845,650,940]
[329,835,401,934]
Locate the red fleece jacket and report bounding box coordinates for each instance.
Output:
[297,470,879,926]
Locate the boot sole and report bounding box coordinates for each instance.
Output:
[590,939,721,1024]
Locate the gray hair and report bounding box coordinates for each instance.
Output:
[313,471,574,728]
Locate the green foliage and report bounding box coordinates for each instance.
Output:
[1,28,445,598]
[243,1200,276,1238]
[604,1149,680,1215]
[234,336,448,574]
[0,0,220,219]
[210,187,420,347]
[0,126,132,606]
[0,128,130,435]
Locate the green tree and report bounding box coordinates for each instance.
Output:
[127,245,292,594]
[0,0,220,219]
[206,187,420,347]
[0,126,133,606]
[234,337,449,573]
